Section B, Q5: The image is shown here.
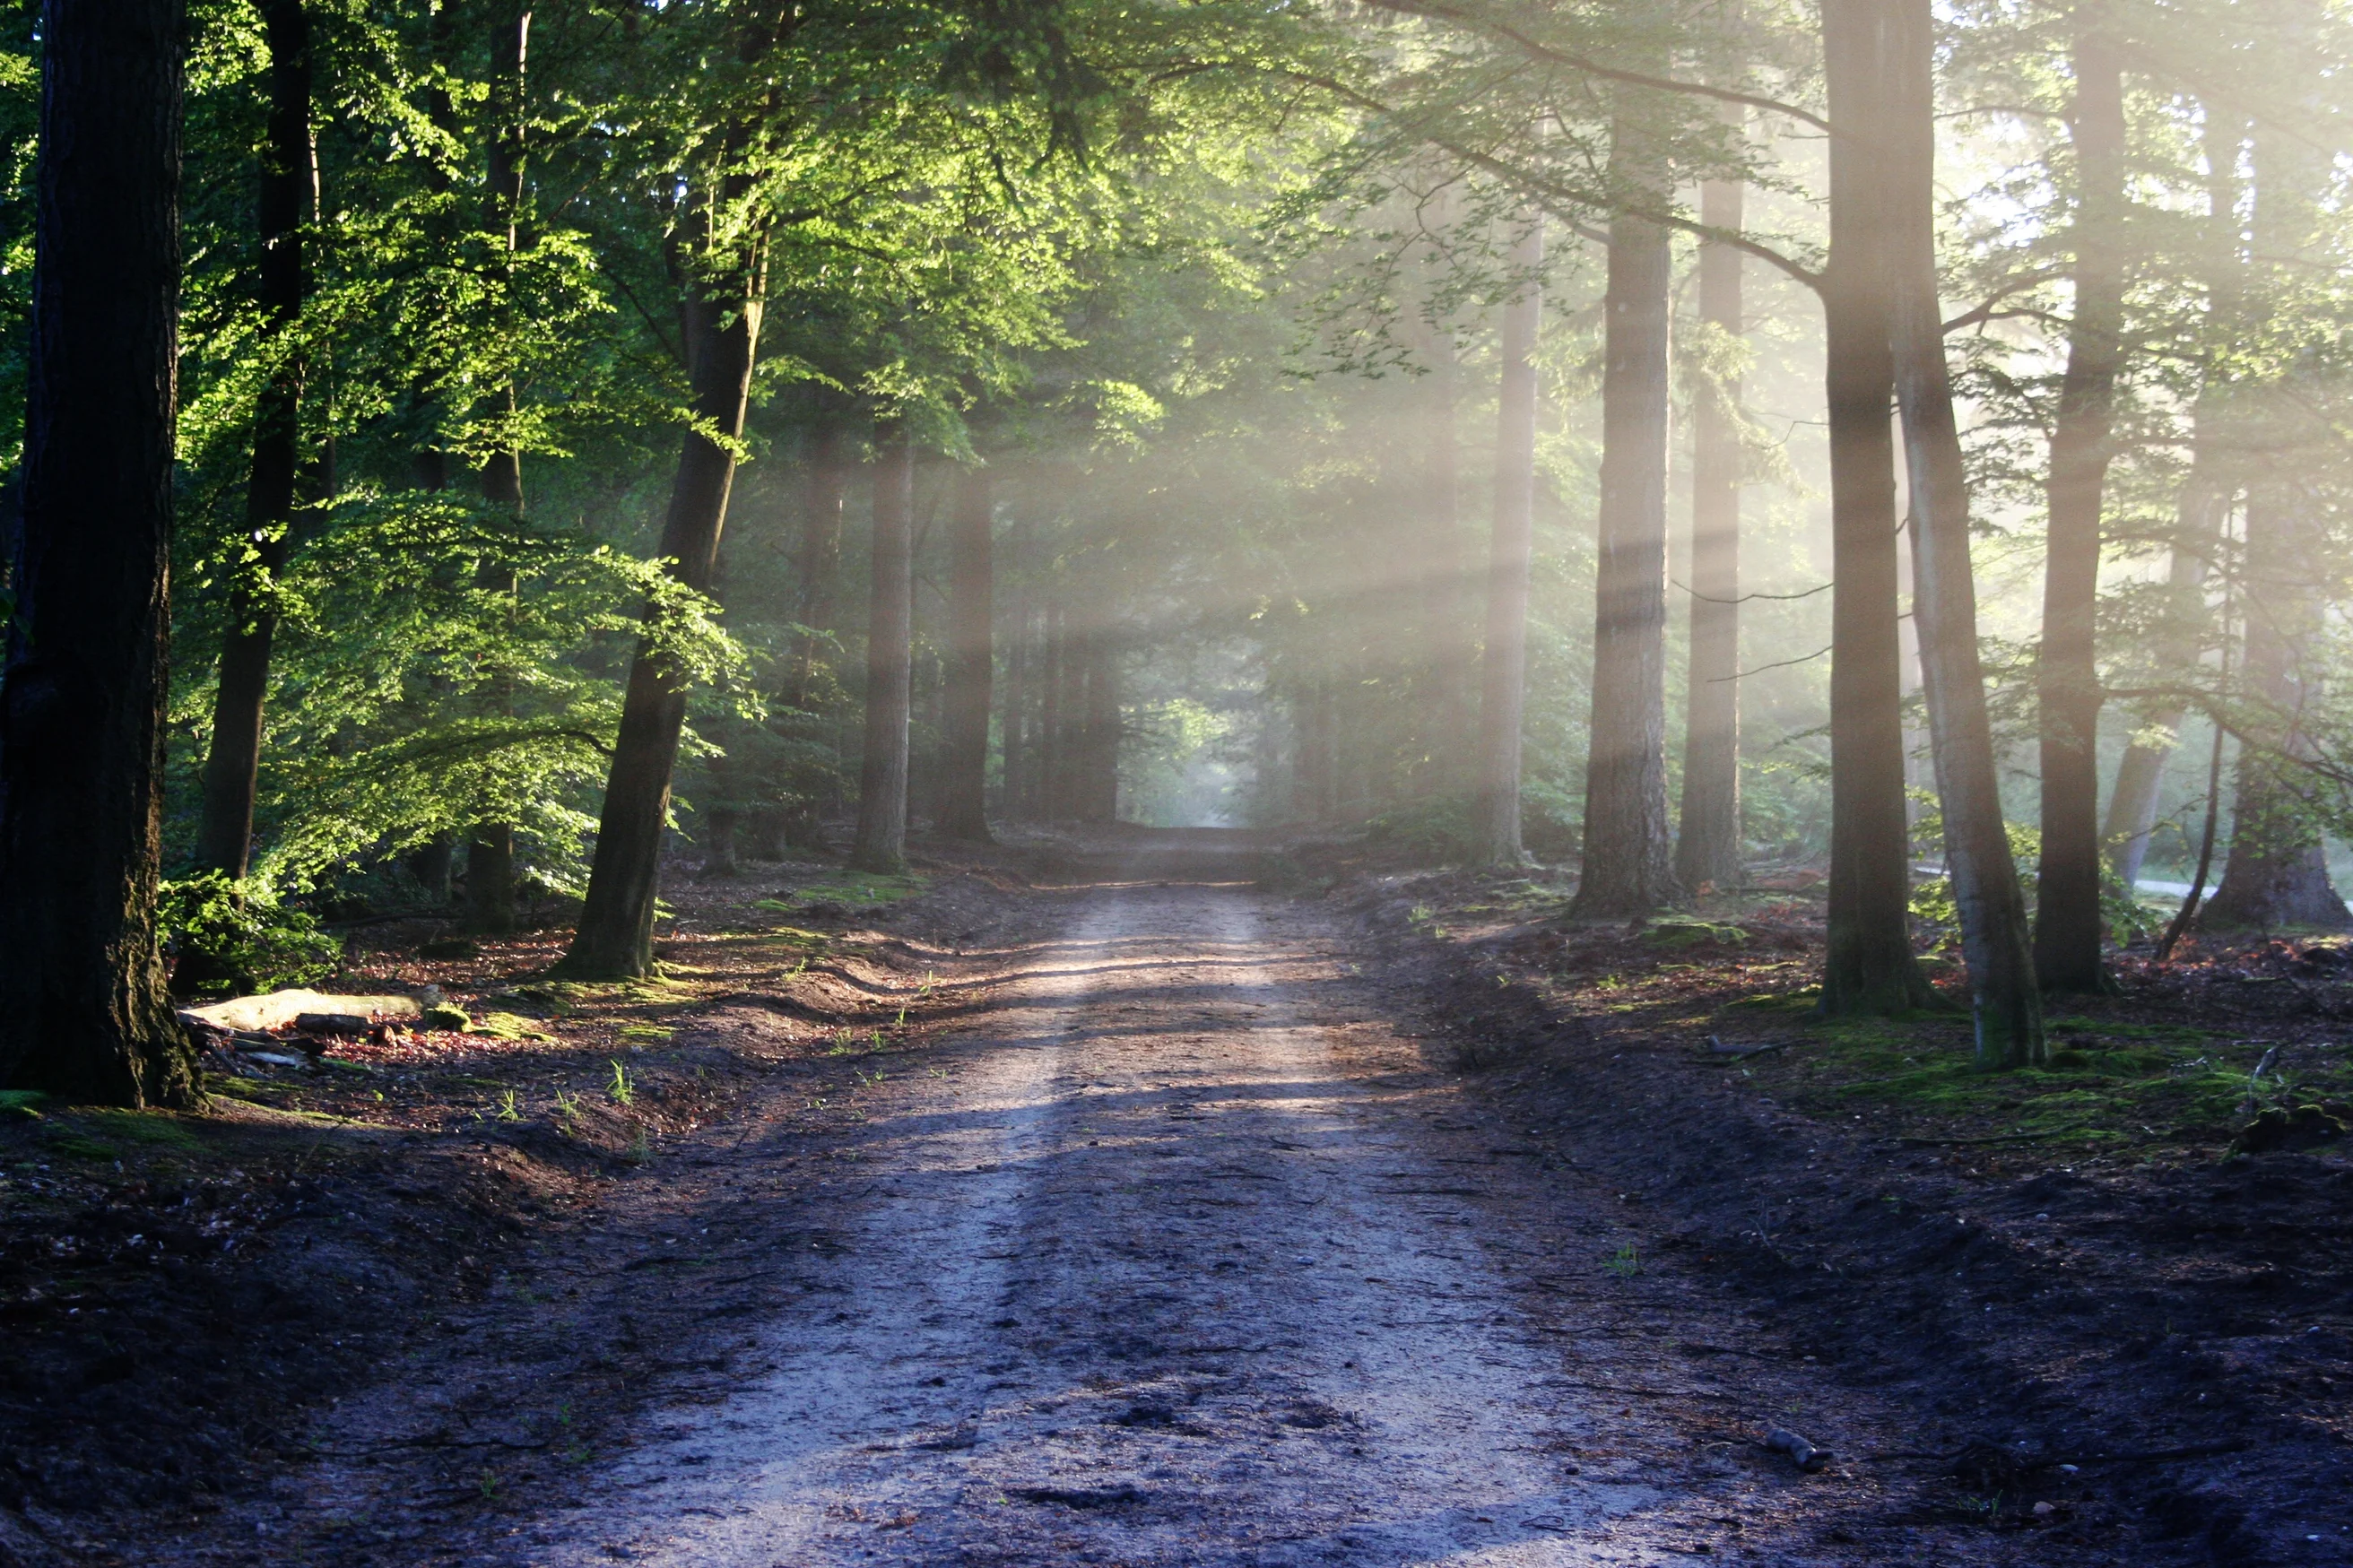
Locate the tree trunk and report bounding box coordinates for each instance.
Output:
[2201,98,2349,931]
[1572,128,1680,919]
[1674,165,1744,897]
[850,426,916,872]
[938,463,994,840]
[195,0,309,878]
[2032,13,2126,992]
[465,3,530,937]
[0,0,194,1105]
[1081,632,1120,823]
[1473,216,1543,864]
[1039,598,1065,819]
[1886,0,2045,1065]
[560,251,762,977]
[1819,0,1933,1016]
[1003,593,1032,819]
[2106,112,2244,889]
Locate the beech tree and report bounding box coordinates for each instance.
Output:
[0,0,194,1105]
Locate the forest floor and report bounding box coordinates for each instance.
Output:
[0,827,2347,1566]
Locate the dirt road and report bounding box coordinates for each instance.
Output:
[502,868,1804,1566]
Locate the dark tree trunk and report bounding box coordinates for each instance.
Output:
[850,426,916,872]
[1887,0,2045,1065]
[560,248,763,978]
[1573,140,1680,919]
[1674,166,1744,897]
[2106,112,2244,889]
[938,463,994,840]
[1819,0,1933,1016]
[2032,14,2126,992]
[0,0,193,1105]
[1081,632,1120,823]
[2202,102,2349,931]
[409,836,455,904]
[1474,216,1543,864]
[1039,599,1065,819]
[465,3,530,936]
[195,0,309,877]
[1003,593,1032,819]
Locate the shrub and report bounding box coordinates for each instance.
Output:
[157,873,343,999]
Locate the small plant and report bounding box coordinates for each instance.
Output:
[477,1467,500,1500]
[607,1061,634,1105]
[1605,1241,1642,1278]
[551,1087,582,1123]
[496,1089,522,1122]
[625,1125,653,1164]
[157,872,342,999]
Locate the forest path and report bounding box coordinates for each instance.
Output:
[516,860,1761,1567]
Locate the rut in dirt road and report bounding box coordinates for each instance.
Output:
[529,875,1693,1566]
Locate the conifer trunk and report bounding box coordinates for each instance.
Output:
[1674,168,1744,897]
[1420,326,1473,790]
[939,464,994,841]
[1887,0,2045,1065]
[1474,217,1543,863]
[2032,14,2125,992]
[0,0,194,1105]
[561,244,762,977]
[1081,632,1120,823]
[195,0,309,877]
[1819,0,1933,1016]
[1039,599,1065,818]
[1573,123,1680,918]
[850,427,916,872]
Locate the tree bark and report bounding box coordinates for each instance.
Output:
[465,2,530,937]
[2201,95,2349,931]
[2032,12,2126,992]
[1573,123,1680,918]
[1473,216,1543,864]
[1081,631,1120,823]
[1674,166,1744,897]
[1039,597,1066,819]
[1887,0,2045,1065]
[0,0,194,1105]
[1819,0,1934,1016]
[560,249,762,977]
[195,0,309,878]
[1003,592,1032,819]
[850,426,916,872]
[938,463,994,840]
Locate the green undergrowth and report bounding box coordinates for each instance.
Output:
[755,869,925,915]
[1737,1008,2341,1149]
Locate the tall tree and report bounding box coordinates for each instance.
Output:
[2031,7,2127,992]
[0,0,194,1105]
[1674,155,1744,896]
[560,164,766,976]
[1819,0,1935,1016]
[1573,120,1680,918]
[1887,0,2045,1064]
[195,0,311,877]
[938,462,995,840]
[1473,215,1543,864]
[2202,80,2351,931]
[850,425,916,871]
